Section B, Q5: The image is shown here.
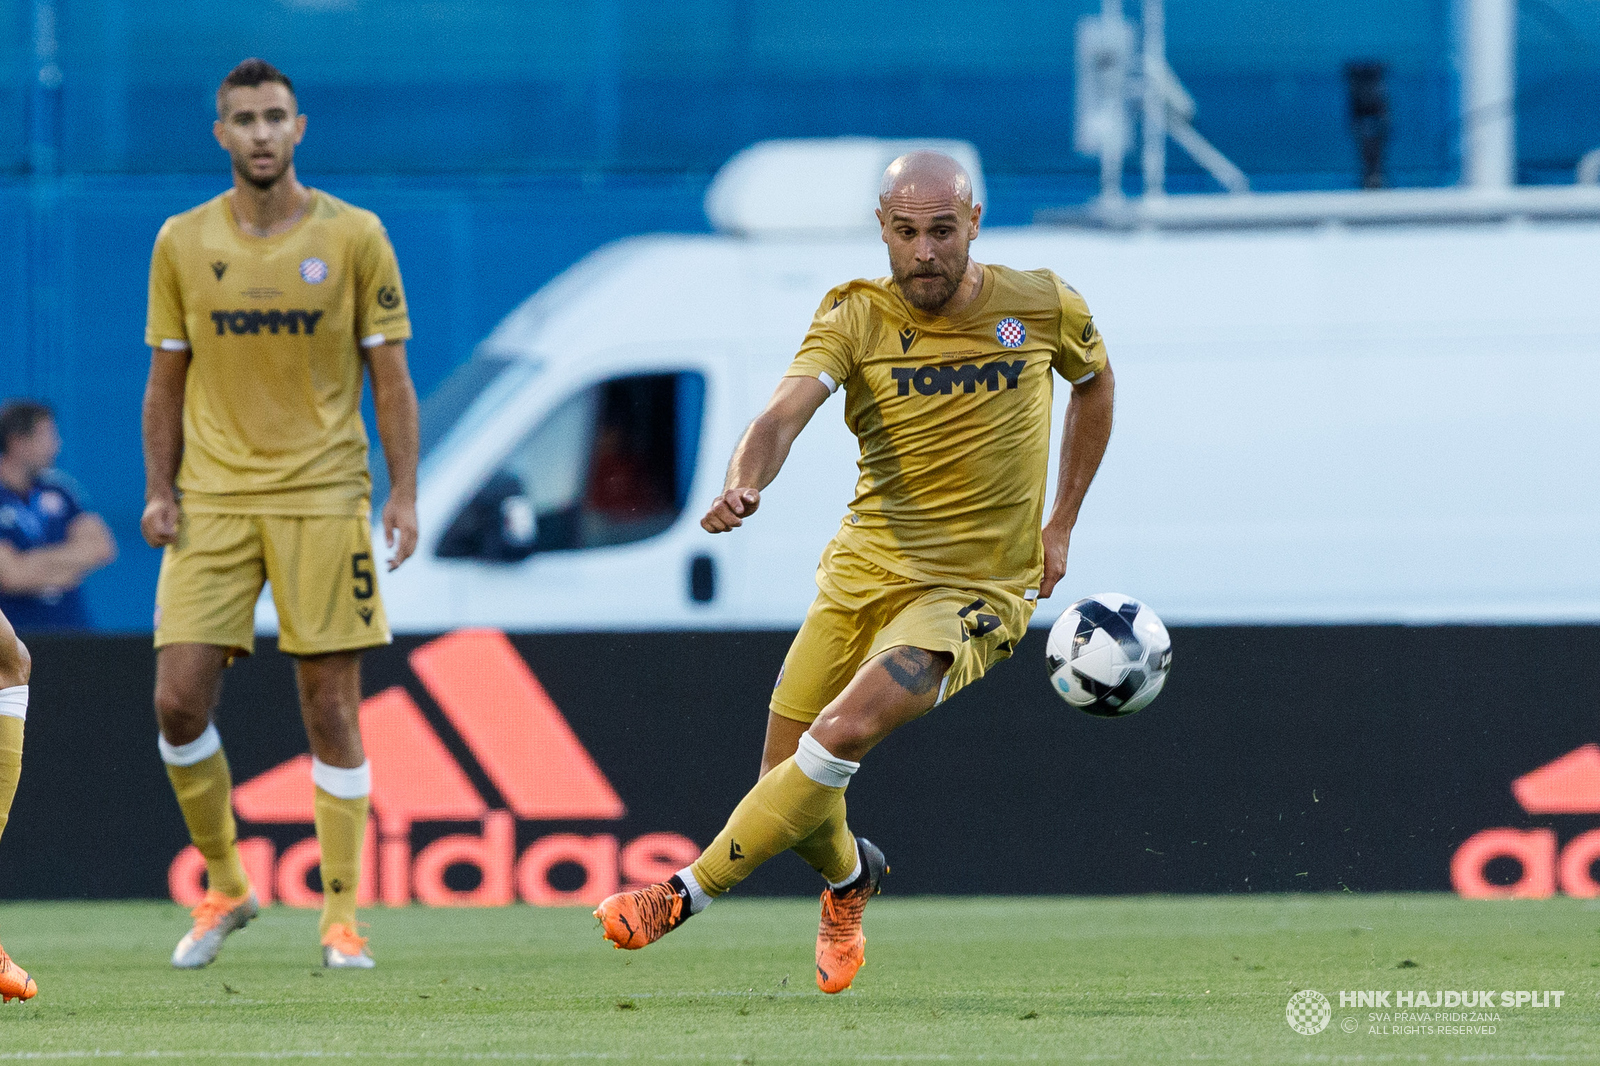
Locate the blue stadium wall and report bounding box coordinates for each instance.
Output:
[10,0,1600,180]
[2,0,1600,629]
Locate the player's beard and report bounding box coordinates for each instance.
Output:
[233,149,291,191]
[893,251,968,313]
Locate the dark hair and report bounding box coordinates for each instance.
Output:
[217,58,295,116]
[0,401,53,454]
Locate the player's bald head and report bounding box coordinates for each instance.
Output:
[879,151,977,212]
[876,152,984,314]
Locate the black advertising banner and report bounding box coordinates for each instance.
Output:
[1,626,1596,905]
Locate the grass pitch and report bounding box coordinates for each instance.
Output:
[0,895,1595,1063]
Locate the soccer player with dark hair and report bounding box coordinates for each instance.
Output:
[142,58,420,969]
[0,400,117,630]
[0,607,36,1002]
[596,152,1115,993]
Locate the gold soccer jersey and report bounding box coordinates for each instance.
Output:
[786,264,1107,591]
[145,190,411,517]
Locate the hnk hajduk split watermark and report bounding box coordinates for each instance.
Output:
[1285,988,1564,1037]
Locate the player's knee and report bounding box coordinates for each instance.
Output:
[301,689,360,745]
[300,680,354,721]
[304,709,358,747]
[153,679,212,736]
[808,712,882,762]
[0,635,30,688]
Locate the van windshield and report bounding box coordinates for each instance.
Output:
[371,354,525,503]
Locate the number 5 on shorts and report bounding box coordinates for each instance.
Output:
[351,552,374,600]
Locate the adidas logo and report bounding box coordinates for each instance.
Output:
[1451,744,1600,899]
[168,629,700,909]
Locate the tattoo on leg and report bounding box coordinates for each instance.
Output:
[883,647,940,696]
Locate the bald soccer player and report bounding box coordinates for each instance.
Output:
[595,152,1115,992]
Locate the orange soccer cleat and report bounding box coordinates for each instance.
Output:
[171,888,259,969]
[0,942,37,1002]
[594,877,692,950]
[321,922,375,969]
[815,836,887,994]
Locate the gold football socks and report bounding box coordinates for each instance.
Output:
[160,725,250,899]
[792,794,860,886]
[311,759,371,937]
[688,733,862,898]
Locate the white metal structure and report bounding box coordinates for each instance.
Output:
[1043,182,1600,229]
[1074,0,1247,203]
[1074,0,1535,221]
[1461,0,1517,190]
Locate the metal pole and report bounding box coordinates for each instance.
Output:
[1141,0,1166,199]
[1100,0,1126,204]
[29,0,61,176]
[27,0,63,397]
[1461,0,1515,189]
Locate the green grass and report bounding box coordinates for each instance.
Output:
[0,896,1595,1063]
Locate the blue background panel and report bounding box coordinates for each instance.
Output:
[8,0,1596,180]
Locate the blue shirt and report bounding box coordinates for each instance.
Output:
[0,470,92,630]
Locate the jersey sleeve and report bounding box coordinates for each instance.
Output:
[0,508,25,551]
[144,222,189,351]
[43,471,88,521]
[353,216,412,347]
[786,287,867,393]
[1050,274,1108,384]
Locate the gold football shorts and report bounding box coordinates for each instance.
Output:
[154,510,391,657]
[770,541,1036,723]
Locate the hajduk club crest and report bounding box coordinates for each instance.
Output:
[996,317,1026,348]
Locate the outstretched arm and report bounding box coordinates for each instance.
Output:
[1040,362,1114,598]
[701,375,831,533]
[366,342,420,570]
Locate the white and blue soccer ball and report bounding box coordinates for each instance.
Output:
[1046,594,1172,717]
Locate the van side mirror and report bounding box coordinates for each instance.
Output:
[436,472,539,562]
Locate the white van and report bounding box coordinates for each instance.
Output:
[261,139,1600,635]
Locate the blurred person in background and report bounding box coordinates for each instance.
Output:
[0,401,117,631]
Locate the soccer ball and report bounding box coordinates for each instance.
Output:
[1045,594,1172,717]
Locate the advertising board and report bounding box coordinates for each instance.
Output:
[2,626,1595,904]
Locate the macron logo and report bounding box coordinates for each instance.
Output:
[169,629,698,909]
[1452,744,1600,900]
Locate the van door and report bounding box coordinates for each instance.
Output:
[437,359,744,630]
